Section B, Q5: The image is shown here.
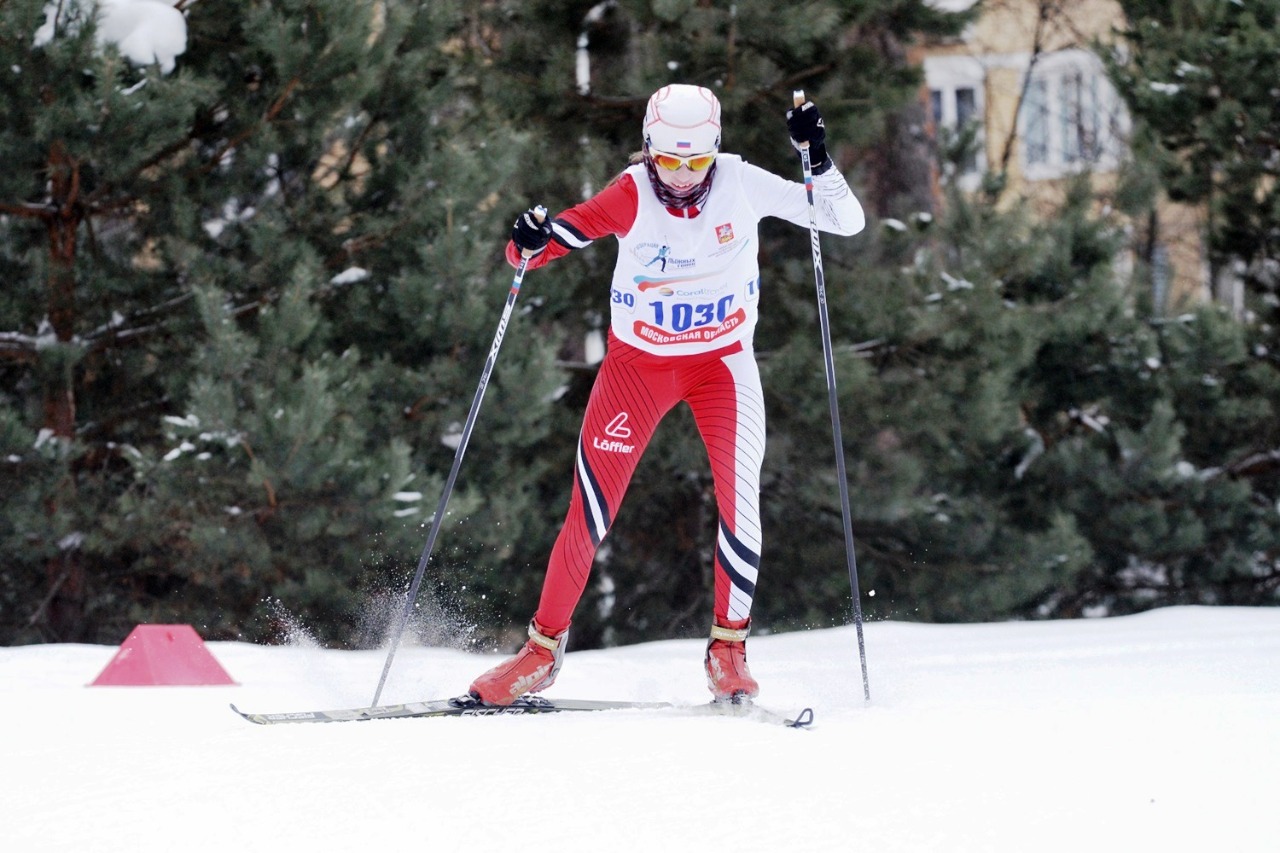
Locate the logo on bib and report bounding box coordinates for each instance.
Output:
[716,222,735,244]
[631,242,695,271]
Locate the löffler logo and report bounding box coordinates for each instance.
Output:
[594,412,635,453]
[605,412,632,438]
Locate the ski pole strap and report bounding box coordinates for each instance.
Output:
[709,624,750,643]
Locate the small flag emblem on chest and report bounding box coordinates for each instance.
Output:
[716,223,735,244]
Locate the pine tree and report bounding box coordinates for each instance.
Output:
[1098,0,1280,608]
[0,0,565,644]
[882,169,1280,618]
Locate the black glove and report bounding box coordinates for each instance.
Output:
[511,207,552,256]
[786,100,832,175]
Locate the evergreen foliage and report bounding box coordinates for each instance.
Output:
[1108,1,1280,307]
[0,0,562,644]
[1097,0,1280,609]
[811,169,1280,623]
[1,0,1274,652]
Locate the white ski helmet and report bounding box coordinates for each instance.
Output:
[643,84,722,154]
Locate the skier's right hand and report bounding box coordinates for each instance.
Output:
[511,207,552,257]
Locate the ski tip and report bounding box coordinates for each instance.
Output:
[787,707,816,729]
[229,703,268,725]
[707,697,814,729]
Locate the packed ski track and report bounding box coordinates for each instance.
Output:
[3,606,1276,852]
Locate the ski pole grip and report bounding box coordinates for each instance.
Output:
[520,206,549,259]
[792,90,810,149]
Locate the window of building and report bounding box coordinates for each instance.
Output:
[1024,77,1049,166]
[925,55,987,189]
[929,84,983,179]
[1019,50,1126,180]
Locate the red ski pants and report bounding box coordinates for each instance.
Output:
[535,333,765,633]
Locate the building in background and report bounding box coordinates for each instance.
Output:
[917,0,1211,313]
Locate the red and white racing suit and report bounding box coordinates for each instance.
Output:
[506,155,864,633]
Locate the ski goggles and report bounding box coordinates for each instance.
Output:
[649,150,717,172]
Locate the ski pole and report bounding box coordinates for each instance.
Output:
[371,206,547,706]
[793,91,871,702]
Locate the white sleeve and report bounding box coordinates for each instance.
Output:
[739,160,866,236]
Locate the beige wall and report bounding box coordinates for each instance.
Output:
[961,0,1124,52]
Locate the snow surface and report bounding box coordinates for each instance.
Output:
[3,606,1277,852]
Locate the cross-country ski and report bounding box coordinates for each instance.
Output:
[231,694,815,728]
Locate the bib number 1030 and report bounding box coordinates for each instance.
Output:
[647,295,736,332]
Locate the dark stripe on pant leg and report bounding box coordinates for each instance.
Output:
[717,519,759,598]
[576,437,612,547]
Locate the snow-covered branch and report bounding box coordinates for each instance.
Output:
[0,202,57,219]
[1225,448,1280,479]
[34,0,188,75]
[0,332,40,362]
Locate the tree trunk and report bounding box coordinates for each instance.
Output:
[865,30,937,220]
[42,141,86,641]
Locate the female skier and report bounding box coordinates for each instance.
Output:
[470,84,865,705]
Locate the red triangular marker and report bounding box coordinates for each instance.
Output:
[90,624,237,686]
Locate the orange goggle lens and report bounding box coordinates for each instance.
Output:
[651,152,717,172]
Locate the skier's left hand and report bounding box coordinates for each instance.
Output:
[786,100,831,174]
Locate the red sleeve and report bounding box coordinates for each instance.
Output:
[504,173,640,269]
